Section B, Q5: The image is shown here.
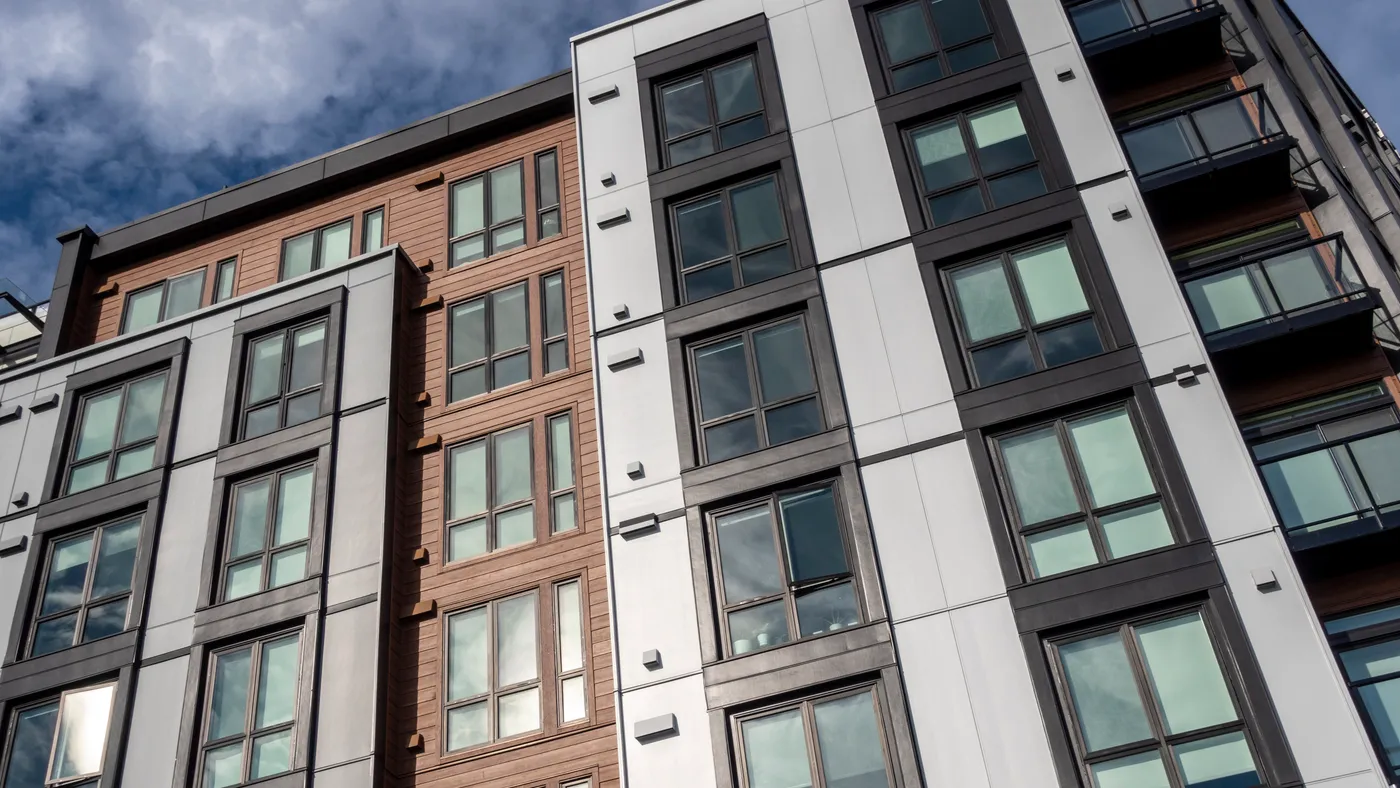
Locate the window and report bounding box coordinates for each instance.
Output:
[536,151,561,240]
[658,55,766,167]
[992,403,1174,579]
[734,685,893,788]
[448,283,529,402]
[689,316,823,464]
[1068,0,1211,45]
[555,579,586,724]
[122,269,206,334]
[872,0,998,93]
[907,98,1046,226]
[219,464,315,601]
[944,238,1103,386]
[672,174,794,304]
[547,413,577,534]
[198,633,302,788]
[1050,610,1261,788]
[541,272,569,375]
[1325,601,1400,779]
[0,683,116,788]
[64,371,168,495]
[29,515,141,658]
[451,161,525,267]
[446,424,534,561]
[238,318,328,440]
[711,483,860,656]
[362,207,385,254]
[279,219,351,280]
[213,259,238,304]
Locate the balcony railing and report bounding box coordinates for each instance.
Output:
[1121,86,1287,180]
[1068,0,1220,48]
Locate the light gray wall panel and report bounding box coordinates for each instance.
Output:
[578,67,649,195]
[1003,0,1074,55]
[8,382,62,512]
[620,674,718,788]
[314,601,381,766]
[0,514,35,671]
[237,272,350,318]
[327,565,379,608]
[72,324,192,374]
[861,456,947,622]
[607,478,685,530]
[120,656,190,788]
[574,28,636,84]
[584,182,663,331]
[340,273,395,410]
[912,441,1005,607]
[833,108,910,247]
[864,245,955,422]
[769,6,833,133]
[821,260,902,428]
[147,459,215,629]
[172,325,233,463]
[632,0,764,55]
[793,124,862,262]
[1028,44,1128,184]
[142,618,195,658]
[806,0,875,118]
[895,614,993,788]
[597,322,681,493]
[0,387,35,513]
[312,757,374,788]
[0,369,39,402]
[612,516,704,689]
[328,404,389,576]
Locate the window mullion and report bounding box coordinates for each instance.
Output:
[744,331,770,450]
[104,383,134,483]
[802,701,825,788]
[1121,622,1172,748]
[767,496,801,640]
[242,643,264,784]
[485,293,497,391]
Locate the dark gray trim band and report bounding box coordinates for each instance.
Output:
[1148,363,1210,387]
[857,430,965,467]
[325,593,378,616]
[339,398,387,419]
[139,645,192,669]
[817,236,915,271]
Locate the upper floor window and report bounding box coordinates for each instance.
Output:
[944,238,1103,385]
[213,258,238,304]
[362,207,385,254]
[446,424,533,561]
[280,218,351,281]
[658,55,766,167]
[541,272,569,375]
[1067,0,1215,45]
[239,318,328,440]
[449,283,529,402]
[64,371,168,494]
[1,682,116,787]
[1050,610,1261,788]
[672,174,794,304]
[199,632,303,788]
[220,464,315,601]
[30,515,141,658]
[451,161,525,267]
[993,403,1175,578]
[1324,601,1400,781]
[872,0,998,92]
[122,269,206,334]
[907,98,1046,226]
[536,150,562,240]
[547,412,578,534]
[734,685,894,788]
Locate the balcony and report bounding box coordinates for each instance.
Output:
[0,278,44,370]
[1069,0,1229,88]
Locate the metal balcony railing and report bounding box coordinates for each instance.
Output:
[1120,86,1287,179]
[1068,0,1220,48]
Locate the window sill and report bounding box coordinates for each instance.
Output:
[681,428,853,508]
[439,367,589,416]
[441,518,590,569]
[874,54,1031,122]
[35,468,165,533]
[0,629,138,699]
[701,620,896,708]
[952,346,1143,430]
[433,719,609,766]
[647,132,790,199]
[663,267,818,340]
[193,577,320,644]
[439,231,571,278]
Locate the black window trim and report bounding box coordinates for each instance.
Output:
[534,149,562,241]
[213,461,318,604]
[668,172,795,306]
[234,316,331,442]
[360,206,386,255]
[213,257,239,304]
[655,53,769,169]
[1324,600,1400,783]
[447,159,527,269]
[58,369,173,496]
[445,280,532,405]
[0,668,136,788]
[864,0,1005,96]
[120,268,208,335]
[277,217,353,281]
[25,513,146,659]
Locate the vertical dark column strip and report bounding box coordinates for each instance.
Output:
[39,226,98,360]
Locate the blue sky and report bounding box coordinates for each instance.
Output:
[0,0,1391,302]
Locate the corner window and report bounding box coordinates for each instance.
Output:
[64,371,168,495]
[29,515,141,658]
[213,258,238,304]
[279,219,351,280]
[872,0,998,93]
[944,238,1103,386]
[541,271,569,375]
[239,318,328,440]
[121,269,206,334]
[688,315,824,464]
[362,207,385,254]
[1325,601,1400,780]
[1050,610,1261,788]
[199,632,303,787]
[219,464,315,602]
[734,685,893,788]
[711,483,860,657]
[448,283,529,402]
[658,55,766,167]
[547,412,577,534]
[907,98,1046,226]
[672,174,794,304]
[451,161,525,267]
[1,683,117,787]
[992,403,1175,579]
[446,424,534,561]
[536,151,561,240]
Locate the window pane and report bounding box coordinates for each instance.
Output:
[1100,502,1173,560]
[284,391,320,429]
[231,479,271,559]
[987,166,1047,207]
[451,299,487,368]
[742,709,812,788]
[209,647,253,741]
[669,134,716,166]
[730,600,791,654]
[255,635,300,729]
[243,404,279,440]
[779,487,847,583]
[41,533,94,616]
[319,221,352,266]
[695,337,753,420]
[448,519,487,562]
[1173,731,1259,788]
[124,286,164,333]
[67,458,110,494]
[1123,118,1204,175]
[450,442,487,520]
[1038,319,1103,369]
[274,467,314,546]
[1356,678,1400,770]
[452,177,485,238]
[740,245,794,285]
[1260,450,1358,528]
[498,687,541,738]
[684,263,737,302]
[202,743,244,788]
[32,614,78,656]
[288,323,326,392]
[250,730,292,780]
[1059,632,1153,751]
[493,284,528,351]
[269,547,306,589]
[557,580,584,673]
[82,598,129,642]
[716,506,784,602]
[677,196,730,270]
[118,374,165,446]
[795,581,861,637]
[553,493,577,534]
[248,334,285,404]
[549,414,574,490]
[661,76,710,139]
[215,260,237,303]
[947,38,999,73]
[546,339,568,374]
[1342,639,1400,681]
[225,560,262,601]
[877,2,935,63]
[74,389,122,461]
[969,101,1034,174]
[540,208,562,239]
[543,272,567,338]
[721,115,768,149]
[1327,604,1400,635]
[731,177,785,251]
[49,685,114,781]
[753,320,816,404]
[705,416,761,462]
[1012,242,1089,325]
[452,235,486,268]
[493,221,526,253]
[494,426,532,505]
[931,0,993,45]
[1091,750,1171,788]
[1071,0,1141,42]
[448,607,489,701]
[712,58,762,123]
[1135,613,1237,734]
[164,271,204,319]
[561,676,587,723]
[892,58,946,91]
[496,593,539,687]
[928,184,987,225]
[912,119,973,191]
[493,351,530,389]
[1001,427,1080,526]
[1068,408,1156,508]
[3,702,58,788]
[281,232,315,279]
[765,398,823,445]
[113,443,155,481]
[537,152,559,207]
[1353,431,1400,507]
[971,337,1036,385]
[447,702,488,751]
[490,162,524,222]
[1026,521,1097,577]
[90,519,140,599]
[364,209,385,252]
[814,691,890,788]
[950,258,1021,342]
[496,504,535,549]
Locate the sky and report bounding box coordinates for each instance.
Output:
[0,0,1393,303]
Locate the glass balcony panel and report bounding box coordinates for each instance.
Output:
[1260,449,1362,529]
[1262,248,1340,312]
[1070,0,1142,42]
[1323,410,1399,441]
[1123,118,1205,175]
[1139,0,1194,22]
[1193,96,1265,156]
[1184,268,1273,334]
[1352,431,1400,507]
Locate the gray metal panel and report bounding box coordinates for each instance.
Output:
[328,404,389,576]
[339,274,396,411]
[8,382,61,514]
[120,656,190,788]
[314,602,381,766]
[171,326,233,463]
[311,757,375,788]
[146,459,215,628]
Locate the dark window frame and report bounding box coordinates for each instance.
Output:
[447,159,528,269]
[235,316,331,441]
[120,268,208,335]
[540,270,570,376]
[214,461,318,604]
[26,513,145,659]
[213,258,238,304]
[361,206,386,254]
[59,369,172,496]
[865,0,1003,95]
[655,53,769,169]
[535,150,562,241]
[545,410,578,536]
[0,675,130,788]
[195,629,306,788]
[446,281,532,405]
[1324,600,1400,783]
[277,217,353,281]
[442,421,538,565]
[669,172,796,306]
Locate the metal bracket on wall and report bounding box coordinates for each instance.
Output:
[588,85,620,104]
[0,405,20,424]
[1148,364,1208,388]
[29,393,59,412]
[613,513,659,538]
[607,347,644,371]
[0,535,27,557]
[596,208,631,229]
[641,649,662,670]
[626,461,645,480]
[634,713,678,742]
[10,492,28,509]
[600,172,617,188]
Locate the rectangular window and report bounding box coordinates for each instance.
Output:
[536,151,561,240]
[872,0,998,93]
[362,207,385,254]
[555,579,586,724]
[279,219,351,281]
[1050,610,1261,788]
[199,632,302,788]
[992,403,1175,578]
[541,271,568,374]
[0,683,117,787]
[64,371,168,495]
[711,483,860,656]
[658,55,767,167]
[944,238,1103,386]
[734,685,893,788]
[121,268,207,334]
[1325,601,1400,780]
[29,515,141,658]
[445,590,541,750]
[239,318,328,440]
[450,161,525,267]
[547,413,577,534]
[1067,0,1211,45]
[448,283,529,403]
[672,174,794,304]
[213,258,238,304]
[907,98,1046,226]
[220,464,315,602]
[688,315,824,464]
[446,424,534,562]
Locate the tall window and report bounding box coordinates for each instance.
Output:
[122,269,206,334]
[658,55,766,167]
[541,271,569,375]
[993,404,1174,579]
[64,371,168,494]
[280,219,351,280]
[30,515,141,658]
[689,316,823,464]
[735,685,893,788]
[944,238,1103,385]
[362,207,385,254]
[1325,601,1400,779]
[711,483,860,656]
[907,98,1046,226]
[547,413,577,534]
[536,151,561,240]
[199,633,302,788]
[448,283,529,402]
[555,579,587,724]
[0,683,116,788]
[1050,610,1261,788]
[239,318,328,440]
[446,425,533,561]
[220,464,315,601]
[672,174,794,304]
[872,0,998,92]
[213,259,238,304]
[451,161,525,267]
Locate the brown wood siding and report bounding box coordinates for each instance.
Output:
[1101,56,1239,117]
[1155,190,1310,252]
[1308,556,1400,619]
